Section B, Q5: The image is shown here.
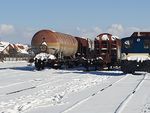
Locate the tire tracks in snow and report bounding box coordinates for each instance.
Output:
[60,73,147,113]
[60,74,129,113]
[0,69,66,96]
[0,70,34,89]
[0,78,68,112]
[114,73,147,113]
[1,78,62,96]
[0,74,64,97]
[6,86,36,95]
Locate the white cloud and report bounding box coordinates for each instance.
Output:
[93,27,102,33]
[1,23,150,44]
[22,28,36,39]
[76,25,124,39]
[122,26,150,37]
[23,32,33,39]
[107,24,124,36]
[0,24,36,44]
[0,24,15,35]
[75,24,150,39]
[13,27,37,44]
[123,27,140,37]
[76,26,102,39]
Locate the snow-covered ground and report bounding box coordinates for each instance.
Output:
[0,61,150,113]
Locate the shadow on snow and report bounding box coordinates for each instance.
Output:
[0,66,35,71]
[72,71,124,76]
[55,67,124,76]
[0,65,125,76]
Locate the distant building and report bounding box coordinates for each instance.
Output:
[11,43,29,56]
[0,41,16,56]
[0,41,30,61]
[0,41,15,61]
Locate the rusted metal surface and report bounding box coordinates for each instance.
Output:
[94,33,121,65]
[31,30,78,56]
[74,37,89,57]
[75,37,88,47]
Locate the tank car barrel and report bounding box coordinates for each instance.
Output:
[31,30,78,57]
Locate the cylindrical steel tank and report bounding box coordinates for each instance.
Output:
[31,30,78,56]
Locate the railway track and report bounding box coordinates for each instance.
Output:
[0,76,66,97]
[60,72,147,113]
[114,73,147,113]
[60,74,129,113]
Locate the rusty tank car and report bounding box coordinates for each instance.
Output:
[31,30,78,57]
[31,29,92,70]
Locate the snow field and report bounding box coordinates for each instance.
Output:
[0,61,112,113]
[0,61,150,113]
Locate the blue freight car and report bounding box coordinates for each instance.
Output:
[121,32,150,74]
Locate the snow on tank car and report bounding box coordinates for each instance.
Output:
[121,32,150,74]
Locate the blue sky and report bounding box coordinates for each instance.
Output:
[0,0,150,44]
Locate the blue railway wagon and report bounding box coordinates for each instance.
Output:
[121,32,150,74]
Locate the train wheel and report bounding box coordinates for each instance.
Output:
[146,61,150,73]
[121,61,136,74]
[121,65,127,74]
[128,64,136,74]
[130,70,135,74]
[147,67,150,73]
[148,69,150,73]
[121,65,131,74]
[35,62,41,71]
